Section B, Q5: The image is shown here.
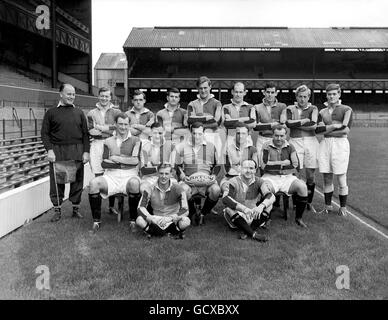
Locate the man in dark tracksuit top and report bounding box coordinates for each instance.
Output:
[41,84,90,222]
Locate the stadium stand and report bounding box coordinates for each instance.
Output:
[0,135,48,193]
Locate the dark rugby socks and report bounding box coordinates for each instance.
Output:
[89,193,102,221]
[295,195,308,220]
[307,183,315,204]
[324,191,333,206]
[108,196,115,208]
[233,216,254,237]
[339,195,347,207]
[201,197,218,215]
[128,193,141,221]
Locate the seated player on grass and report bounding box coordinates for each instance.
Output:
[88,113,142,233]
[222,159,274,242]
[260,125,309,228]
[136,163,190,239]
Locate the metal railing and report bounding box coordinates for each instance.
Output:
[1,119,42,139]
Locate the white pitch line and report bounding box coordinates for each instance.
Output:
[315,189,388,240]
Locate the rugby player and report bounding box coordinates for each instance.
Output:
[187,76,223,158]
[260,125,309,228]
[282,85,319,213]
[222,159,274,242]
[316,83,353,216]
[171,122,221,225]
[156,88,189,144]
[140,122,175,192]
[88,113,142,232]
[125,90,154,140]
[221,82,256,144]
[136,163,190,239]
[253,82,287,166]
[220,122,259,193]
[87,87,121,215]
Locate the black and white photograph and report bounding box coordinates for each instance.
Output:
[0,0,387,307]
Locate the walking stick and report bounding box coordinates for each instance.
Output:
[52,161,60,208]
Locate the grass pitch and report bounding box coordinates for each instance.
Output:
[0,128,387,300]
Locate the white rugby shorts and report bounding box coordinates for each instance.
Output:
[261,173,298,196]
[290,136,319,169]
[101,168,141,199]
[318,137,350,174]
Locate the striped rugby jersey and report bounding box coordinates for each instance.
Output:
[254,99,286,137]
[285,103,318,138]
[87,103,121,138]
[222,176,264,210]
[126,107,154,127]
[138,180,188,217]
[173,140,217,176]
[319,103,353,138]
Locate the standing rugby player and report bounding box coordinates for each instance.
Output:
[316,84,353,216]
[282,85,319,213]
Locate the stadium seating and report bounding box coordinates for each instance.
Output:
[0,136,48,193]
[0,65,51,90]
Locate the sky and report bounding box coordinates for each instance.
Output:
[91,0,388,74]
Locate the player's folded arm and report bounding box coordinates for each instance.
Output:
[254,123,272,131]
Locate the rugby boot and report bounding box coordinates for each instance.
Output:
[295,218,308,228]
[108,207,119,216]
[239,232,248,240]
[129,220,137,232]
[306,203,317,214]
[72,205,83,218]
[50,207,62,222]
[252,231,268,242]
[338,207,348,217]
[318,205,333,215]
[91,221,100,233]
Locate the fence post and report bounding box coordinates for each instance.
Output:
[35,119,38,136]
[20,119,23,137]
[2,119,5,140]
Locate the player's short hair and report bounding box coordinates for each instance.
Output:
[167,88,180,96]
[151,122,163,130]
[272,124,286,134]
[132,89,146,100]
[295,84,311,97]
[98,87,112,98]
[264,82,277,91]
[190,122,204,131]
[157,163,172,172]
[115,112,129,123]
[196,76,211,88]
[232,81,245,91]
[326,83,341,93]
[242,158,257,169]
